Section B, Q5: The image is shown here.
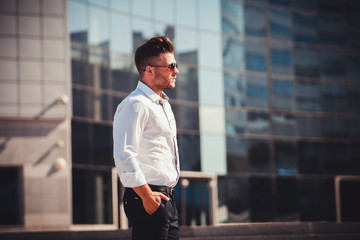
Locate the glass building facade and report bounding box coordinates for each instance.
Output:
[69,0,360,224]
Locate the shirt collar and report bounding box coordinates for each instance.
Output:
[137,81,169,104]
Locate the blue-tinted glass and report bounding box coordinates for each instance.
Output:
[247,112,269,134]
[132,18,155,51]
[110,53,134,92]
[245,5,265,37]
[89,0,109,8]
[317,0,343,14]
[176,0,196,27]
[175,27,197,64]
[69,1,88,43]
[321,50,345,80]
[293,13,318,44]
[319,16,344,46]
[245,41,267,72]
[297,116,321,137]
[89,47,109,89]
[248,139,270,172]
[247,76,268,108]
[221,0,244,35]
[132,0,151,18]
[269,8,291,40]
[154,0,175,24]
[224,73,246,107]
[72,44,92,86]
[292,0,316,10]
[295,82,320,111]
[178,134,201,171]
[322,117,347,138]
[269,0,290,7]
[110,0,130,12]
[199,0,221,31]
[321,84,346,113]
[275,141,298,175]
[273,113,296,136]
[223,36,245,70]
[272,80,295,110]
[295,47,319,77]
[172,104,199,130]
[346,19,360,48]
[110,13,132,54]
[226,137,247,172]
[72,88,94,118]
[271,44,293,75]
[346,52,360,81]
[348,85,360,113]
[349,118,360,137]
[169,65,198,102]
[89,6,109,47]
[226,108,246,134]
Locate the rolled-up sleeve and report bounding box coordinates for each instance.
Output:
[113,99,148,188]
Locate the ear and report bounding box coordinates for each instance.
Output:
[145,66,153,76]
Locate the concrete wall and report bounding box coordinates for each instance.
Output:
[0,0,72,229]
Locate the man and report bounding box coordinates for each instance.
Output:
[113,36,180,240]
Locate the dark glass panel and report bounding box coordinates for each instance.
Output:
[178,134,201,171]
[72,120,91,164]
[166,65,198,102]
[349,118,360,138]
[295,82,320,111]
[223,36,245,70]
[272,80,295,110]
[344,0,360,17]
[249,177,273,221]
[226,109,246,134]
[294,47,319,77]
[317,0,342,14]
[350,142,360,174]
[248,139,270,173]
[226,137,247,172]
[292,0,316,10]
[275,178,298,221]
[218,176,250,223]
[296,116,321,137]
[320,50,345,80]
[247,112,269,134]
[89,47,109,90]
[271,44,293,75]
[221,0,244,35]
[269,8,291,40]
[273,113,296,136]
[172,104,199,130]
[322,117,347,138]
[319,16,344,46]
[247,76,268,108]
[293,13,318,44]
[321,84,346,113]
[101,94,110,121]
[245,41,267,72]
[175,27,198,64]
[346,19,360,48]
[72,88,95,118]
[110,53,134,93]
[93,124,113,166]
[298,141,322,174]
[244,5,265,37]
[322,143,351,174]
[298,178,336,221]
[346,52,360,81]
[224,73,246,107]
[340,179,360,222]
[71,44,92,86]
[275,141,298,175]
[69,1,88,43]
[269,0,290,7]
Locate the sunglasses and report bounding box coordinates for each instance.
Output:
[144,63,178,71]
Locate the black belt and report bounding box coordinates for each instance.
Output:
[149,184,176,197]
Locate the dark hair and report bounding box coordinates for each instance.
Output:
[134,36,174,74]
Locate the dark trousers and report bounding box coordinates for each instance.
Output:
[123,187,179,240]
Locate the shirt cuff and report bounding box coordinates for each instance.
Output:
[119,171,147,188]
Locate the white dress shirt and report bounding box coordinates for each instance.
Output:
[113,81,180,188]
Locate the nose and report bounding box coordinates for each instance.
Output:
[174,66,179,75]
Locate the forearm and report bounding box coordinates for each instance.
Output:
[133,184,153,200]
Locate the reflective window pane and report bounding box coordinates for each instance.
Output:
[293,13,318,44]
[248,139,270,173]
[348,85,360,113]
[69,1,88,43]
[298,142,322,174]
[275,178,297,221]
[292,0,316,10]
[272,80,295,110]
[172,104,199,130]
[271,44,293,75]
[110,0,130,12]
[199,31,222,68]
[273,113,296,136]
[73,88,94,118]
[317,0,342,14]
[269,0,290,7]
[72,44,92,86]
[226,108,246,134]
[275,141,297,175]
[175,0,196,27]
[249,177,273,221]
[319,16,344,46]
[269,8,291,41]
[224,72,246,107]
[168,65,198,102]
[245,41,267,72]
[89,47,109,89]
[346,19,360,48]
[321,84,346,113]
[154,0,175,24]
[322,143,351,174]
[226,137,247,172]
[132,18,155,51]
[295,47,319,77]
[132,0,152,18]
[346,52,360,81]
[320,50,345,80]
[349,118,360,138]
[247,76,268,108]
[244,5,265,37]
[175,27,198,64]
[93,124,113,165]
[110,53,134,93]
[247,112,269,134]
[198,0,221,31]
[297,116,321,137]
[223,36,245,70]
[178,134,201,171]
[89,6,109,47]
[295,82,320,111]
[221,0,244,35]
[322,117,347,138]
[110,13,132,54]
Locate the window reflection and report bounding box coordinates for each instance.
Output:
[248,139,270,172]
[223,36,245,70]
[271,44,293,75]
[175,27,198,64]
[69,1,88,43]
[317,0,342,14]
[132,0,152,18]
[322,143,351,174]
[172,104,199,130]
[293,13,317,44]
[199,0,221,31]
[346,19,360,48]
[73,88,94,118]
[247,112,269,134]
[72,43,92,86]
[292,0,316,10]
[199,31,222,68]
[269,8,291,40]
[298,142,322,174]
[346,52,360,81]
[249,177,273,221]
[154,0,175,24]
[110,0,130,12]
[93,124,113,165]
[320,50,345,80]
[269,0,291,7]
[295,82,320,111]
[295,47,319,77]
[322,117,347,138]
[349,118,360,138]
[273,114,296,136]
[247,75,268,108]
[245,5,265,37]
[275,141,298,175]
[275,178,297,221]
[272,80,295,110]
[110,13,132,54]
[347,85,360,113]
[296,116,321,137]
[132,18,155,51]
[221,0,244,35]
[245,41,267,72]
[226,137,247,172]
[89,6,109,47]
[226,108,246,134]
[178,134,201,171]
[224,72,246,107]
[175,0,196,27]
[89,46,109,90]
[321,84,346,113]
[319,16,344,46]
[110,53,134,93]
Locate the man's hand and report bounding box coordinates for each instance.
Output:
[133,184,169,214]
